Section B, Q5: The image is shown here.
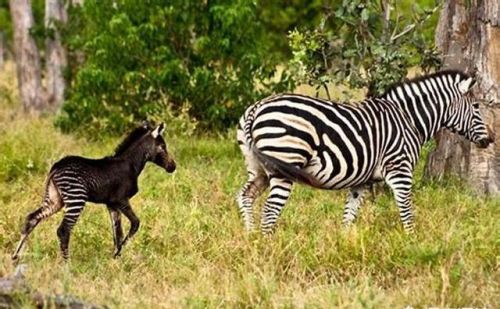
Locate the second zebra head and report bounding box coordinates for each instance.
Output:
[443,77,495,148]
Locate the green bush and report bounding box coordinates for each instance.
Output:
[57,0,294,137]
[288,0,441,97]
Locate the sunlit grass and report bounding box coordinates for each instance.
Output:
[0,66,498,308]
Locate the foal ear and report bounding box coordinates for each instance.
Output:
[458,77,475,94]
[151,123,165,138]
[142,120,154,129]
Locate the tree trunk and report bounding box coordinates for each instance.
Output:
[425,0,500,195]
[9,0,45,112]
[0,31,4,70]
[45,0,67,108]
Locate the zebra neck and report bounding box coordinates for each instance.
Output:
[382,91,446,144]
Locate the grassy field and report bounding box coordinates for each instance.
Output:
[0,64,498,308]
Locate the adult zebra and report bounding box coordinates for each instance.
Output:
[236,71,494,234]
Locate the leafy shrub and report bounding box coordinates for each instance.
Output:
[288,0,441,98]
[56,0,294,137]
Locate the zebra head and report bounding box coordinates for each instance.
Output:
[149,123,177,172]
[444,77,494,148]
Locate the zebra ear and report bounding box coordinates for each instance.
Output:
[458,77,475,94]
[151,123,165,138]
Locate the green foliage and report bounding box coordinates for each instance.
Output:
[0,3,12,44]
[257,0,326,58]
[56,0,294,136]
[0,0,13,49]
[289,0,442,97]
[0,0,45,51]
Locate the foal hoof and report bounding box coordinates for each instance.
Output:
[113,249,122,258]
[60,250,70,262]
[11,254,19,265]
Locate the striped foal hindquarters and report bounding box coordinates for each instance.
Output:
[236,70,494,234]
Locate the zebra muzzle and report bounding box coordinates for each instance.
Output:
[477,137,494,148]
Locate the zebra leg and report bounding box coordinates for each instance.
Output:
[342,185,366,226]
[236,172,269,231]
[261,177,293,235]
[12,180,63,260]
[384,170,415,234]
[57,201,85,260]
[107,206,124,258]
[116,201,140,256]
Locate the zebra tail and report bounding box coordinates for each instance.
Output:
[252,148,322,188]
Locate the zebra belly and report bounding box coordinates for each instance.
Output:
[254,130,378,189]
[304,151,375,189]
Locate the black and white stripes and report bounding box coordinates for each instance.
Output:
[12,122,176,260]
[236,71,493,234]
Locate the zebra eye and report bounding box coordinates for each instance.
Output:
[472,103,479,109]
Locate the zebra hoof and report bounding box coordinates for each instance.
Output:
[260,228,275,236]
[244,225,255,232]
[403,224,415,235]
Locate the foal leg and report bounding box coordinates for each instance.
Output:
[106,206,124,257]
[57,201,85,260]
[12,180,63,260]
[342,185,366,226]
[114,200,140,256]
[260,176,293,235]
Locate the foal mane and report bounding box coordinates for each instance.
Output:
[114,126,151,156]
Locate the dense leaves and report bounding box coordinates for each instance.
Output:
[257,0,325,58]
[57,0,294,136]
[0,0,45,53]
[288,0,441,98]
[21,0,442,135]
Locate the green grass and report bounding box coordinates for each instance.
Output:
[0,69,498,308]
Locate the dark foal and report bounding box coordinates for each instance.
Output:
[12,122,176,260]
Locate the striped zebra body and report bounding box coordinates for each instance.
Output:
[51,164,89,226]
[241,95,421,189]
[12,123,176,260]
[236,71,493,234]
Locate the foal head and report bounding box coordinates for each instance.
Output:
[148,123,176,172]
[115,121,176,172]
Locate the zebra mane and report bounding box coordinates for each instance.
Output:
[380,70,471,97]
[114,125,151,156]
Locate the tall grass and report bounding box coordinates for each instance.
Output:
[0,64,498,308]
